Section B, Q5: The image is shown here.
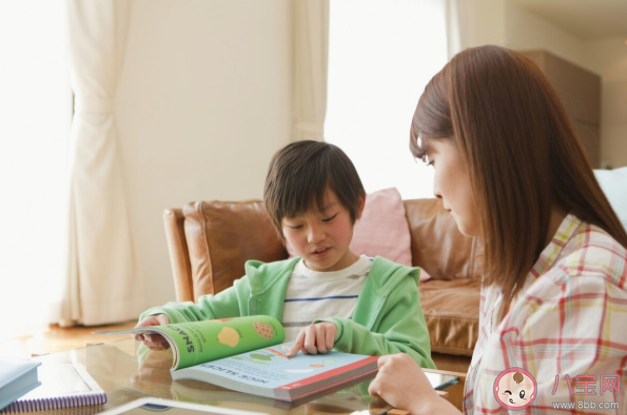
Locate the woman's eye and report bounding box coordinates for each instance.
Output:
[288,224,303,230]
[322,214,337,223]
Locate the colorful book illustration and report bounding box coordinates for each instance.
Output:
[96,315,285,370]
[0,359,41,411]
[97,315,378,401]
[0,364,106,413]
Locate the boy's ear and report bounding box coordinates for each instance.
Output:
[356,195,366,220]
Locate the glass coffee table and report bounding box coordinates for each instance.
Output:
[17,338,460,415]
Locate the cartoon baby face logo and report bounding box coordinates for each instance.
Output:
[493,368,537,410]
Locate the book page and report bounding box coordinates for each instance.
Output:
[174,342,378,390]
[96,315,285,370]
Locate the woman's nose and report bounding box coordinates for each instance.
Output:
[433,182,442,199]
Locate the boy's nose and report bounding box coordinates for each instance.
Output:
[307,226,325,244]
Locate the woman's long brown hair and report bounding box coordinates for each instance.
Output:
[410,45,627,299]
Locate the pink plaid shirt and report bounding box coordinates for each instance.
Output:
[463,213,627,414]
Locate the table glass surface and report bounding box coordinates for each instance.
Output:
[23,338,456,415]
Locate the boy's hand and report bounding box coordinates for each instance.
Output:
[134,314,171,350]
[286,322,337,357]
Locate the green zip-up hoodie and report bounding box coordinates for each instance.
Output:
[140,256,435,369]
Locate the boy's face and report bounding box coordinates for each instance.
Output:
[281,190,365,272]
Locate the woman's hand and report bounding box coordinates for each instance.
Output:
[134,314,171,350]
[368,353,460,415]
[286,322,337,357]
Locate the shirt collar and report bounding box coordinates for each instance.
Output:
[529,213,581,279]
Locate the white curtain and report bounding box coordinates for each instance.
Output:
[60,0,144,326]
[292,0,330,142]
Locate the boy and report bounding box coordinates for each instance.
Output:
[136,140,435,368]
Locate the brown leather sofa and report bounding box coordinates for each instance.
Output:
[163,198,481,375]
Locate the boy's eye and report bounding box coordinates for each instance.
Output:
[322,214,337,223]
[287,224,303,230]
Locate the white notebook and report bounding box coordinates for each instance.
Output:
[0,364,106,413]
[0,359,41,412]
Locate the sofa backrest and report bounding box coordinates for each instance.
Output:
[164,198,482,302]
[404,199,483,281]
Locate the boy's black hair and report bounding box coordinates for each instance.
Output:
[263,140,366,238]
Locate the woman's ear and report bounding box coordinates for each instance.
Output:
[356,195,366,220]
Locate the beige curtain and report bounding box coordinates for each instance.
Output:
[293,0,330,142]
[60,0,144,326]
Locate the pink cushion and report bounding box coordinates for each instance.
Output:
[286,187,430,281]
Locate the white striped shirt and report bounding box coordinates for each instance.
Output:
[281,255,374,341]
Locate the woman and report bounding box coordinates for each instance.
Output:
[368,45,627,414]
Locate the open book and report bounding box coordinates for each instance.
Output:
[96,315,286,370]
[97,315,378,401]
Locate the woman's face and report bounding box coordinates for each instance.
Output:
[423,138,481,237]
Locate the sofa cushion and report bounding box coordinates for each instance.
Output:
[350,187,414,267]
[419,278,480,356]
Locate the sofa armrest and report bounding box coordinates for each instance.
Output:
[180,200,289,299]
[163,208,194,302]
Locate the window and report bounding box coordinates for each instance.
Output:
[0,1,71,339]
[326,0,448,199]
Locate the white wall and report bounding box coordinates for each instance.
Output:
[115,0,293,309]
[504,3,627,169]
[460,1,587,71]
[456,0,506,51]
[457,1,587,66]
[584,37,627,169]
[460,0,627,169]
[504,2,587,69]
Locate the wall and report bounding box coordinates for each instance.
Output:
[504,2,587,69]
[459,0,627,169]
[583,37,627,169]
[457,1,587,67]
[115,0,292,309]
[456,0,506,51]
[504,3,627,168]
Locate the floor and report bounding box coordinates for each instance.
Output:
[0,321,138,360]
